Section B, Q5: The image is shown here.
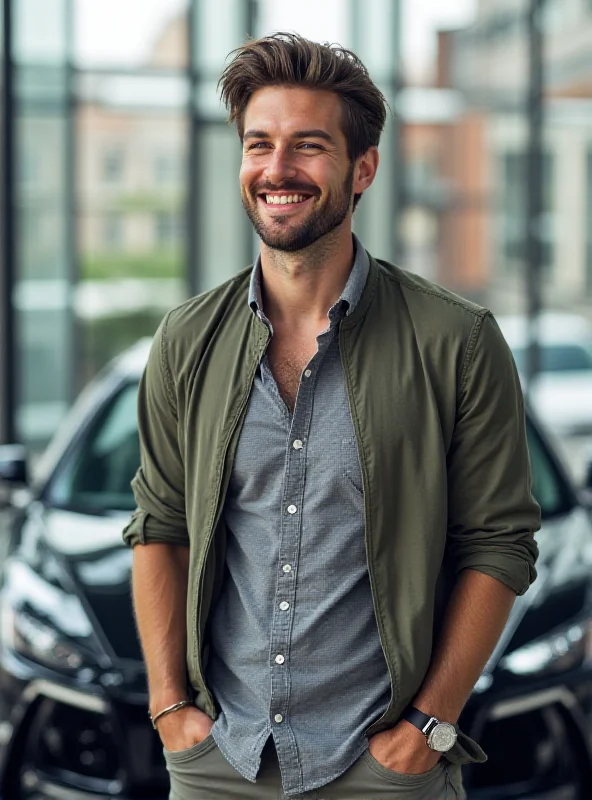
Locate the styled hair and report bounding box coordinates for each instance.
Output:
[218,32,387,163]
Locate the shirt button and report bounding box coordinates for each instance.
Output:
[292,439,303,450]
[275,654,285,665]
[274,714,284,724]
[279,601,290,611]
[282,564,292,573]
[287,504,297,515]
[304,369,312,378]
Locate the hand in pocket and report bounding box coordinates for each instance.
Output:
[158,706,213,753]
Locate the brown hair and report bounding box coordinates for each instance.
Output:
[218,32,387,163]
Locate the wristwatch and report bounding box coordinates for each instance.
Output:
[402,706,458,753]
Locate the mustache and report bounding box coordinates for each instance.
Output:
[250,181,319,196]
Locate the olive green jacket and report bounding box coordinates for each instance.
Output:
[123,252,540,763]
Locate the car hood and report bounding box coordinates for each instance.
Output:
[29,503,592,677]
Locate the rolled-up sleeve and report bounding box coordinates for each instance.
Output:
[122,314,189,548]
[446,312,540,595]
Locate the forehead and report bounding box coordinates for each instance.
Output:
[243,86,344,139]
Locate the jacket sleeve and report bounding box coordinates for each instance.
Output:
[446,312,540,595]
[122,314,189,548]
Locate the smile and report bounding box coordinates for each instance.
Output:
[260,194,311,206]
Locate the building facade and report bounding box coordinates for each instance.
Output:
[445,0,592,312]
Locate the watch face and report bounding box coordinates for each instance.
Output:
[427,722,457,753]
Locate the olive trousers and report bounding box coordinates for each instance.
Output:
[164,736,465,800]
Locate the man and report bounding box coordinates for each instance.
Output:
[123,33,540,800]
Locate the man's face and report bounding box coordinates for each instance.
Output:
[239,86,355,252]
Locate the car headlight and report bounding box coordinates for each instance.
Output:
[0,558,107,675]
[2,604,89,672]
[500,619,592,677]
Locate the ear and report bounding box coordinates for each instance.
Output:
[353,146,379,195]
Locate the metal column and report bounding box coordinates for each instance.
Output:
[0,0,16,443]
[525,0,545,390]
[348,0,402,264]
[187,0,257,296]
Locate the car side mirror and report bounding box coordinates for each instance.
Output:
[0,445,28,486]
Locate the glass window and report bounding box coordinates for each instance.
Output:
[154,211,181,246]
[102,212,124,250]
[48,382,139,513]
[258,0,348,53]
[76,74,188,383]
[501,151,554,271]
[74,0,188,69]
[154,153,181,186]
[19,146,40,185]
[14,0,69,65]
[512,343,592,373]
[13,0,75,450]
[101,147,124,183]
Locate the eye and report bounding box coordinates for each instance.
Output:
[247,141,271,151]
[298,142,324,151]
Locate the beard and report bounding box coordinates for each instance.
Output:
[242,164,354,253]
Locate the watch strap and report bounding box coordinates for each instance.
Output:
[402,705,438,736]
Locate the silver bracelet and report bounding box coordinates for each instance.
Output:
[149,699,191,730]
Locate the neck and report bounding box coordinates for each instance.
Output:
[259,225,355,328]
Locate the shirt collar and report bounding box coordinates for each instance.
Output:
[248,234,369,326]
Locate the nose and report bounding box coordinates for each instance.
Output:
[264,147,297,185]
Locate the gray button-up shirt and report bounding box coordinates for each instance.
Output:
[206,237,391,796]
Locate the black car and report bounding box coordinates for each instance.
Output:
[0,339,591,799]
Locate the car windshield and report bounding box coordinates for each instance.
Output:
[48,382,140,513]
[47,382,572,520]
[525,417,574,519]
[512,343,592,373]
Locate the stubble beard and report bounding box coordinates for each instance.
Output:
[242,164,354,253]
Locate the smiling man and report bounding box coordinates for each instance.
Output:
[123,33,540,800]
[241,98,357,254]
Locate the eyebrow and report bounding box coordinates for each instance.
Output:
[243,129,336,145]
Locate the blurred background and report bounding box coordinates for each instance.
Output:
[1,0,592,478]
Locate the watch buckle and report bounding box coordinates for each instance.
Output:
[421,716,440,737]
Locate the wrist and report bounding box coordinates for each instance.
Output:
[149,688,189,718]
[149,699,191,730]
[398,717,429,745]
[412,698,460,725]
[402,706,458,753]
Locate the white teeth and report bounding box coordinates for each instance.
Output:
[265,194,306,205]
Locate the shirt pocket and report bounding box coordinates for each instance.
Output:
[342,437,363,495]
